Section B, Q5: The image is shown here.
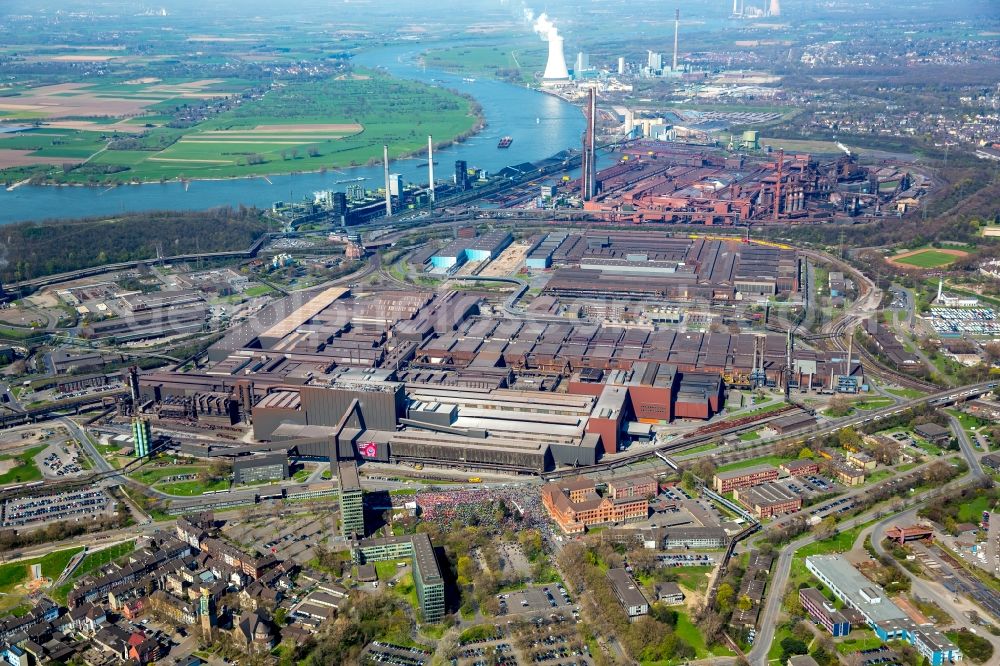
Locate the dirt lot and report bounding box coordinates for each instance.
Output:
[481,241,530,277]
[0,150,70,169]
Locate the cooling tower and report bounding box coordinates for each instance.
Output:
[768,0,780,16]
[543,35,570,83]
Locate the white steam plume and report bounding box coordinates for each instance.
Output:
[523,6,560,42]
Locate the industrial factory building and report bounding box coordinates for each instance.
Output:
[429,231,513,271]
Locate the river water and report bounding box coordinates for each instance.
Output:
[0,44,585,224]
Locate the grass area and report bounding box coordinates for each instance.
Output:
[767,625,794,662]
[865,469,894,485]
[0,445,45,486]
[374,559,409,582]
[156,478,230,496]
[886,387,926,399]
[12,73,477,185]
[739,430,761,442]
[893,249,962,269]
[955,494,997,523]
[0,547,84,593]
[676,610,735,658]
[853,397,895,410]
[715,454,794,474]
[242,284,274,298]
[835,630,884,654]
[292,468,311,482]
[421,43,546,84]
[674,565,715,594]
[680,442,719,455]
[73,541,136,578]
[130,464,205,485]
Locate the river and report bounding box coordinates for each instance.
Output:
[0,44,585,224]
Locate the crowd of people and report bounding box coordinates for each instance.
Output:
[414,485,546,532]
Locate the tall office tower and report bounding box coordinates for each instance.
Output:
[331,191,347,226]
[575,51,589,74]
[617,57,626,75]
[337,460,365,538]
[132,417,152,458]
[455,160,469,191]
[647,50,663,71]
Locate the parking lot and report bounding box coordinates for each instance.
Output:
[927,307,999,336]
[1,487,114,528]
[457,616,590,666]
[361,641,431,666]
[498,583,574,618]
[36,442,85,479]
[221,512,332,565]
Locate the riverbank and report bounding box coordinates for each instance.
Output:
[0,43,584,223]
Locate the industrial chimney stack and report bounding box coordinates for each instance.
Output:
[672,9,680,72]
[427,135,435,203]
[382,144,392,217]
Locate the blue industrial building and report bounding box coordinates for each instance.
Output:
[430,231,512,271]
[806,555,961,665]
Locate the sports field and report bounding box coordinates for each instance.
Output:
[889,247,968,269]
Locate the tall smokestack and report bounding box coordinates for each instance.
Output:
[672,9,680,72]
[733,0,738,14]
[427,135,435,203]
[582,88,596,201]
[383,144,392,217]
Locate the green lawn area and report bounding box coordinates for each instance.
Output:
[865,469,894,485]
[893,249,962,269]
[835,630,883,654]
[675,610,735,658]
[130,464,205,485]
[0,547,84,593]
[73,541,136,578]
[243,284,274,298]
[716,455,794,474]
[767,625,795,662]
[853,397,895,411]
[674,565,715,594]
[156,478,230,496]
[739,430,761,442]
[292,468,311,482]
[680,442,719,455]
[886,387,926,399]
[0,445,45,486]
[374,559,409,582]
[956,494,997,523]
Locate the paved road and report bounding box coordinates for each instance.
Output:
[61,416,114,475]
[867,508,1000,653]
[746,469,982,666]
[949,414,986,479]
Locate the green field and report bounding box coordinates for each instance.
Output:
[893,249,962,268]
[131,464,205,485]
[157,478,230,496]
[0,445,45,486]
[421,44,546,84]
[715,454,794,474]
[73,541,136,578]
[1,73,479,184]
[0,547,83,593]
